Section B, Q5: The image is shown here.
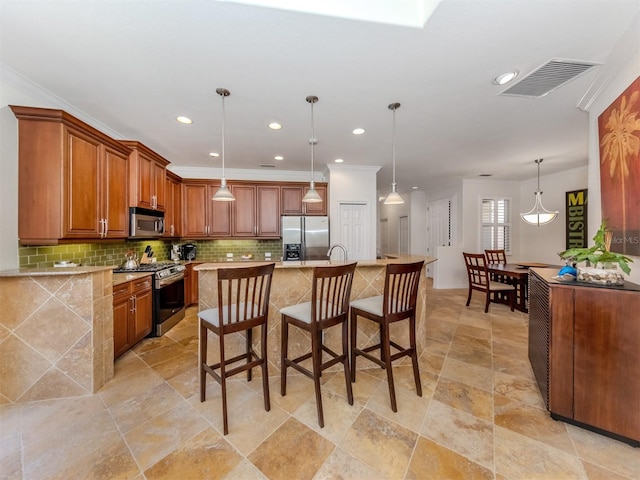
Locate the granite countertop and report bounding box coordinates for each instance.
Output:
[0,265,114,277]
[194,254,436,271]
[112,271,154,286]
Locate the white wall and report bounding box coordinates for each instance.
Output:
[410,190,427,256]
[326,164,380,260]
[518,165,588,265]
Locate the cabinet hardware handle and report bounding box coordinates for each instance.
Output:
[130,296,135,313]
[104,218,108,236]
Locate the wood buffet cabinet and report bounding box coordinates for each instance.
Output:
[528,268,639,446]
[11,105,132,244]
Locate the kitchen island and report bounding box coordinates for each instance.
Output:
[0,266,115,403]
[194,255,436,376]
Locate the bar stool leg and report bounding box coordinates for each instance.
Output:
[280,319,289,396]
[350,310,358,382]
[261,324,271,411]
[219,333,229,435]
[382,323,397,412]
[342,317,354,405]
[199,321,207,402]
[409,314,422,397]
[311,328,324,428]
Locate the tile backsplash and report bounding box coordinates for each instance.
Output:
[18,239,283,268]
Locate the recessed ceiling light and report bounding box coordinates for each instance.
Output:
[352,128,365,135]
[209,152,220,157]
[268,122,282,130]
[493,71,518,85]
[274,155,284,161]
[335,158,344,163]
[411,186,418,190]
[176,116,192,124]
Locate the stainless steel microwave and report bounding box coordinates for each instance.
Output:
[129,207,164,238]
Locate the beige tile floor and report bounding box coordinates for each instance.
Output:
[2,282,639,480]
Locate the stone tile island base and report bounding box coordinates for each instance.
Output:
[195,255,435,377]
[0,267,114,403]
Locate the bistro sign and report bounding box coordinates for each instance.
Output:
[566,189,588,249]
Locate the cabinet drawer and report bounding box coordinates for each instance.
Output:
[113,283,131,303]
[132,277,152,292]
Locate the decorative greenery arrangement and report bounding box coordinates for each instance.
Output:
[559,219,633,275]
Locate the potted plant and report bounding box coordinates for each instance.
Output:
[558,219,633,284]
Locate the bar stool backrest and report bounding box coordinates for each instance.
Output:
[310,263,357,323]
[382,261,424,320]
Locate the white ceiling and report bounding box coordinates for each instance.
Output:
[2,0,639,194]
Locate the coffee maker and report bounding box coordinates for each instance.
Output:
[170,244,182,261]
[181,243,197,261]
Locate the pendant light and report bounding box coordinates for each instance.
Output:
[302,95,323,203]
[212,87,235,202]
[384,102,404,205]
[520,158,558,226]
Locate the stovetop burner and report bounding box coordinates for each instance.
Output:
[113,262,181,274]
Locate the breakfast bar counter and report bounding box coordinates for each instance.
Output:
[195,255,436,376]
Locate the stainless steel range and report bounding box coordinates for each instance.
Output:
[114,262,186,336]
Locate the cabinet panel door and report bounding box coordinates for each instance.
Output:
[232,185,256,236]
[153,161,166,211]
[209,185,232,237]
[113,295,132,359]
[172,180,182,237]
[257,185,280,237]
[136,153,154,210]
[103,146,129,238]
[573,288,640,440]
[164,177,175,237]
[131,287,153,343]
[281,186,304,215]
[303,184,327,215]
[65,129,101,237]
[182,183,208,237]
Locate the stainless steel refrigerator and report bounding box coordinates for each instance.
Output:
[282,216,329,261]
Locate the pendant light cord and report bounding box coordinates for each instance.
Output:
[310,99,315,181]
[392,105,397,185]
[221,93,226,179]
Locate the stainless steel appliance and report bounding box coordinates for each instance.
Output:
[181,243,197,260]
[113,262,186,336]
[129,207,164,238]
[282,216,329,261]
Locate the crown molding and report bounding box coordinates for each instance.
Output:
[168,165,326,182]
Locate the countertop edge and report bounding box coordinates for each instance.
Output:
[0,265,115,277]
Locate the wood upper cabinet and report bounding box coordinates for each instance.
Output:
[10,105,131,244]
[113,275,153,359]
[229,183,280,238]
[121,141,169,211]
[164,171,182,238]
[182,181,231,238]
[280,182,327,216]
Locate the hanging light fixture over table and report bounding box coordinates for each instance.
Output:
[302,95,322,203]
[520,158,558,225]
[212,87,235,202]
[384,102,404,205]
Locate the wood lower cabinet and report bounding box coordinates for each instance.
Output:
[121,141,169,212]
[11,106,131,244]
[528,268,640,446]
[184,263,200,306]
[113,276,153,358]
[280,182,327,216]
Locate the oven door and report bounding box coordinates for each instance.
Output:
[154,276,185,336]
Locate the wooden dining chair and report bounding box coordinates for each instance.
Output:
[198,263,275,435]
[350,261,424,412]
[280,262,357,428]
[485,249,508,284]
[463,252,515,313]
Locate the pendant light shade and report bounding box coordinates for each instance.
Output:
[212,87,235,202]
[520,158,558,226]
[384,102,404,205]
[302,95,323,203]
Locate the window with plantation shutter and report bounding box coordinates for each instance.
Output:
[481,197,511,254]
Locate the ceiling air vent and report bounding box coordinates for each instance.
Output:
[499,58,599,98]
[260,164,276,168]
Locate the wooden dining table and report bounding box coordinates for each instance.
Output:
[487,262,549,313]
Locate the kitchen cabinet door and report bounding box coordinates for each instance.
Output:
[122,141,169,211]
[164,172,182,238]
[103,145,129,238]
[232,184,256,236]
[257,185,280,237]
[303,184,327,216]
[113,276,153,359]
[153,161,166,211]
[131,281,153,344]
[182,183,208,237]
[209,184,232,237]
[281,185,304,215]
[113,284,132,358]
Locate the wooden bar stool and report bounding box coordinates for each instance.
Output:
[280,262,357,428]
[198,263,275,435]
[350,261,424,412]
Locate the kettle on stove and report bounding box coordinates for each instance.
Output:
[123,252,140,269]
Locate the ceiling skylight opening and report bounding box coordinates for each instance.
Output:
[352,128,365,135]
[493,71,518,85]
[268,122,282,130]
[176,116,193,124]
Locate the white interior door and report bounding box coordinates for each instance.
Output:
[338,203,368,260]
[399,215,409,254]
[427,198,452,277]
